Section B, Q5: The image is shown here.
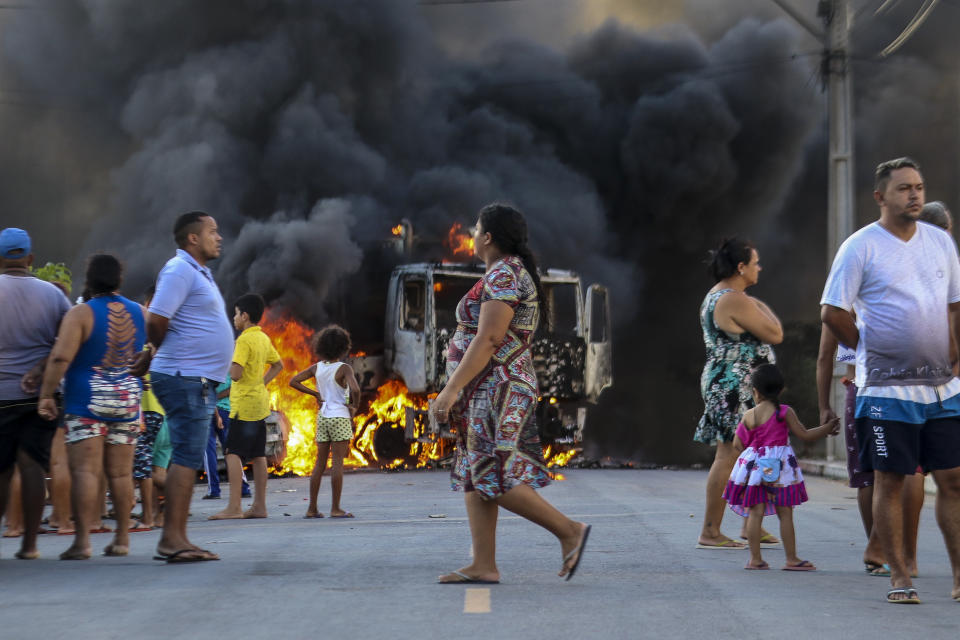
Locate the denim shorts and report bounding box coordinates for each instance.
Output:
[150,372,217,470]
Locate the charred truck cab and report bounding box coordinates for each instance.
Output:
[353,262,612,449]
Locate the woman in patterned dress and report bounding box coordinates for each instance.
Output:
[433,204,590,584]
[695,238,782,550]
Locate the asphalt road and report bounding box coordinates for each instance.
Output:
[1,469,957,639]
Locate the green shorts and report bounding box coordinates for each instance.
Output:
[316,416,353,443]
[152,417,172,469]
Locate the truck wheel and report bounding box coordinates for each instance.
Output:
[373,422,408,464]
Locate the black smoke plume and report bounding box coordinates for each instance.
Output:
[10,1,949,463]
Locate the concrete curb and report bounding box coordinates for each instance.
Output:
[799,458,938,495]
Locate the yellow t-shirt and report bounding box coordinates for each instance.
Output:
[229,326,280,421]
[140,373,165,415]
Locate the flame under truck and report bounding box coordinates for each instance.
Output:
[349,262,613,458]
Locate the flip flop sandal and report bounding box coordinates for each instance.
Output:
[437,570,500,584]
[696,539,747,550]
[887,587,920,604]
[783,560,816,571]
[740,535,781,548]
[745,562,770,570]
[562,524,591,581]
[164,548,220,563]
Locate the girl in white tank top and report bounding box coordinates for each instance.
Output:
[314,360,351,419]
[288,325,361,519]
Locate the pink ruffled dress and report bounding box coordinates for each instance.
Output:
[722,404,808,517]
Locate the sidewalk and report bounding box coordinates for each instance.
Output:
[800,458,939,494]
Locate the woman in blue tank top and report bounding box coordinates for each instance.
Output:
[38,254,146,560]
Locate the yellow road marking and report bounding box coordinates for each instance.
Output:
[463,588,491,613]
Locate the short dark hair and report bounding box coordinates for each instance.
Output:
[85,254,122,297]
[312,324,351,361]
[173,211,210,248]
[920,201,951,231]
[234,293,266,324]
[875,157,921,192]
[706,237,754,283]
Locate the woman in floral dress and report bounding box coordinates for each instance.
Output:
[695,238,782,550]
[433,203,590,584]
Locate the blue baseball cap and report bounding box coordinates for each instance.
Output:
[0,228,32,259]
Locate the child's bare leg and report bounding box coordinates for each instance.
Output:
[138,478,154,527]
[243,457,268,518]
[49,428,73,531]
[745,504,766,567]
[208,454,244,519]
[306,443,330,517]
[151,466,165,528]
[775,505,802,565]
[98,472,108,525]
[329,441,350,516]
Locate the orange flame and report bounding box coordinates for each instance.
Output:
[544,445,579,474]
[261,311,576,474]
[391,224,404,237]
[445,222,474,259]
[260,312,450,472]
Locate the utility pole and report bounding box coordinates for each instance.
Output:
[770,0,855,264]
[822,0,855,462]
[772,0,853,462]
[822,0,855,268]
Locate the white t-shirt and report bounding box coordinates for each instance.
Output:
[821,221,960,387]
[836,345,856,363]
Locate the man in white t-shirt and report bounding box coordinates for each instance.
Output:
[821,157,960,605]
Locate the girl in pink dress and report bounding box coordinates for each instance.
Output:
[722,364,840,571]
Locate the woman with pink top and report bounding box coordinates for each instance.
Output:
[723,364,840,571]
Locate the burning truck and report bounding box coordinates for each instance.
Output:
[261,222,613,473]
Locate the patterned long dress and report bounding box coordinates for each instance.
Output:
[695,288,775,445]
[447,256,552,500]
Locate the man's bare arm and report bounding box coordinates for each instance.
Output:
[815,323,839,425]
[821,304,859,349]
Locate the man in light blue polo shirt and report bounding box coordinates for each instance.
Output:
[132,211,233,563]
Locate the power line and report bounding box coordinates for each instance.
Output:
[877,0,942,57]
[419,0,523,5]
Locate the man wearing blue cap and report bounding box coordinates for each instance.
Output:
[0,228,71,559]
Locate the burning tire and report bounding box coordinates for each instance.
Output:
[372,421,409,464]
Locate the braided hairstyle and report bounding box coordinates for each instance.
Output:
[706,237,754,283]
[750,363,785,422]
[477,203,549,329]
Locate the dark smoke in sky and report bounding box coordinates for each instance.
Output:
[3,1,956,464]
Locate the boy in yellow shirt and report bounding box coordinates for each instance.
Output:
[209,294,281,520]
